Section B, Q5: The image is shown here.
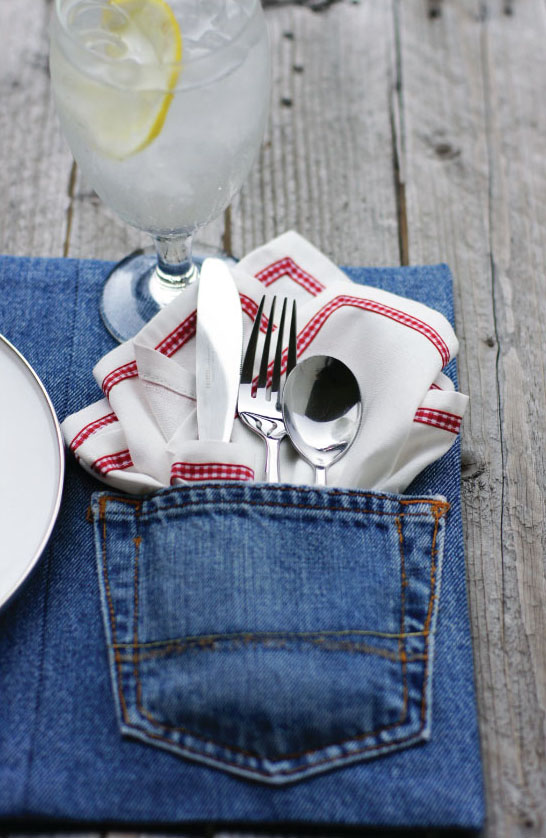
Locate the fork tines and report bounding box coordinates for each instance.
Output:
[241,295,297,404]
[238,295,297,482]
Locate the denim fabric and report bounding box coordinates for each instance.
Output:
[0,256,484,827]
[92,484,449,784]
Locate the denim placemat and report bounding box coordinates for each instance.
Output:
[0,255,484,829]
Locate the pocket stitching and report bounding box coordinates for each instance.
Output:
[131,511,412,758]
[396,515,409,730]
[116,633,428,663]
[96,486,449,524]
[100,494,444,778]
[101,510,412,756]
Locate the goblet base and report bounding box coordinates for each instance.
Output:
[100,245,236,343]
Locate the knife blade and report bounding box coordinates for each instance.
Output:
[195,258,243,442]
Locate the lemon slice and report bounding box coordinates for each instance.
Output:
[68,0,182,159]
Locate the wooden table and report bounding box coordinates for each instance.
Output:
[0,0,544,836]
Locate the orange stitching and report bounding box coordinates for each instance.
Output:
[127,717,428,779]
[423,509,442,637]
[97,494,142,520]
[126,527,430,761]
[117,636,427,664]
[121,649,427,664]
[419,505,443,724]
[99,484,446,523]
[129,515,415,761]
[400,497,450,518]
[161,483,437,503]
[98,494,440,772]
[396,516,409,721]
[130,498,441,522]
[132,535,142,710]
[99,501,129,722]
[135,682,412,762]
[112,627,429,650]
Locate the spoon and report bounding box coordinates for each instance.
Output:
[282,355,362,486]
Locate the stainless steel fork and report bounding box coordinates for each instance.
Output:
[238,295,297,482]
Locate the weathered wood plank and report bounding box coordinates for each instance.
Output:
[0,0,399,266]
[230,1,400,264]
[483,2,546,833]
[394,0,546,835]
[0,0,71,258]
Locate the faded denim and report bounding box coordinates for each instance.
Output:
[92,484,449,784]
[0,255,484,828]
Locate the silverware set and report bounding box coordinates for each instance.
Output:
[237,295,362,485]
[195,261,361,486]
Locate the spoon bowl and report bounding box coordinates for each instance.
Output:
[282,355,362,485]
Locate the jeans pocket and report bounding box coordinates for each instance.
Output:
[91,483,449,785]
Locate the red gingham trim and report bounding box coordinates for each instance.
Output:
[102,310,197,396]
[298,296,451,366]
[258,293,451,387]
[102,360,138,397]
[241,293,259,321]
[92,448,134,475]
[170,461,255,484]
[255,257,325,296]
[414,408,462,435]
[69,412,118,452]
[155,310,197,357]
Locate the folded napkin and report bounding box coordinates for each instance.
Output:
[61,232,468,494]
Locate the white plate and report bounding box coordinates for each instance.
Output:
[0,334,64,609]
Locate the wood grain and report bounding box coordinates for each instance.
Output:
[0,1,544,836]
[229,2,400,264]
[0,0,70,257]
[394,0,546,835]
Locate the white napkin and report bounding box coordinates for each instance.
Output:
[61,232,468,494]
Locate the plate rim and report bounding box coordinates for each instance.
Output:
[0,332,65,610]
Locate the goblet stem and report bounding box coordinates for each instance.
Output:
[149,232,198,307]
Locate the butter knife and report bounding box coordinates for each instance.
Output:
[195,258,243,442]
